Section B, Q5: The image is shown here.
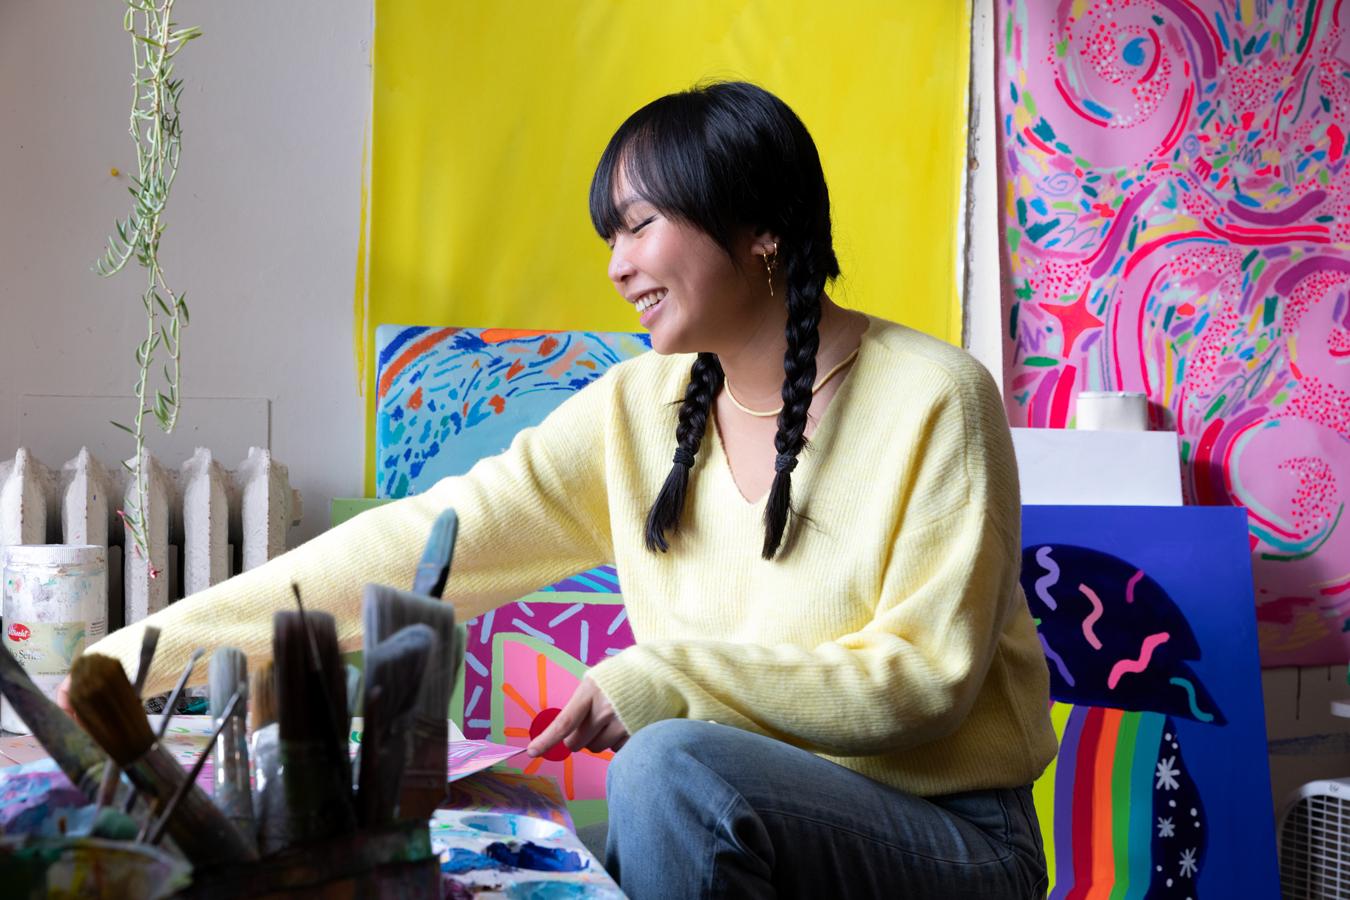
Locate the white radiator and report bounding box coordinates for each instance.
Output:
[0,447,302,630]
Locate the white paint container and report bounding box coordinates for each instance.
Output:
[1,545,107,734]
[1076,391,1149,432]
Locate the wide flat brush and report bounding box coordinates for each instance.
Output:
[209,648,255,849]
[68,654,257,866]
[274,609,356,848]
[0,644,109,799]
[357,624,434,826]
[363,584,459,819]
[96,626,160,807]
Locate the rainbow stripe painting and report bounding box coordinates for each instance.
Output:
[1023,505,1278,898]
[998,0,1350,666]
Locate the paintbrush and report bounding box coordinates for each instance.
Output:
[144,689,242,846]
[250,659,277,732]
[249,658,285,853]
[289,583,347,761]
[123,646,205,814]
[155,647,206,739]
[274,608,356,848]
[0,644,109,800]
[357,624,435,826]
[68,653,257,866]
[96,625,161,807]
[413,508,458,598]
[209,648,255,849]
[363,583,459,820]
[345,663,362,731]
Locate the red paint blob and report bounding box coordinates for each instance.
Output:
[528,708,572,761]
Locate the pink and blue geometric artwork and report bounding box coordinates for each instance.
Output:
[1023,504,1278,898]
[375,326,650,498]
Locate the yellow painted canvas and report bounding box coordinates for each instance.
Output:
[359,2,972,489]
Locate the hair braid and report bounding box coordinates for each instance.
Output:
[761,246,827,559]
[645,352,725,552]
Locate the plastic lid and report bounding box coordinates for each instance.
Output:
[3,545,106,567]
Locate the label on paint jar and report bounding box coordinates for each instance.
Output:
[5,621,94,677]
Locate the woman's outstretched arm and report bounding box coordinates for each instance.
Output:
[81,375,617,697]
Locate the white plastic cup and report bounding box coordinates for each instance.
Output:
[1,545,108,734]
[1076,391,1149,431]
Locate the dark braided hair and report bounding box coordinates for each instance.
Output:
[589,81,840,559]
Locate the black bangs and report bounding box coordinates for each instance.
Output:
[590,85,754,253]
[589,82,833,265]
[588,92,722,245]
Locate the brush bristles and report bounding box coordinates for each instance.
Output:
[68,654,156,767]
[362,584,458,720]
[359,624,436,824]
[412,509,459,598]
[364,625,434,724]
[274,610,346,745]
[250,660,277,732]
[209,648,248,718]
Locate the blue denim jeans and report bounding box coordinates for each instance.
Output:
[603,720,1047,899]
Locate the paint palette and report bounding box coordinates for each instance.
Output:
[430,808,621,898]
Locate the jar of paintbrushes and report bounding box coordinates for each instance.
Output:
[0,510,464,898]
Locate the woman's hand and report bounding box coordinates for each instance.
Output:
[55,674,76,719]
[526,676,629,757]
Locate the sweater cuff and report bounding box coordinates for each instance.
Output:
[587,648,684,735]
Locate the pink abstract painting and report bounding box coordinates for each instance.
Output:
[998,0,1349,664]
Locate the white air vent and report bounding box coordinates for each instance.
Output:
[1281,778,1350,899]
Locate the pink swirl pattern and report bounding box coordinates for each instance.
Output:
[999,0,1350,664]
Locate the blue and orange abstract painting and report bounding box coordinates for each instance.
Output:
[375,325,651,498]
[1023,505,1278,898]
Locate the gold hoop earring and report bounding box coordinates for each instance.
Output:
[761,245,778,299]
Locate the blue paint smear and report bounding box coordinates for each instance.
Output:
[485,842,588,873]
[1122,37,1147,65]
[1030,197,1048,215]
[1081,98,1114,120]
[442,848,507,874]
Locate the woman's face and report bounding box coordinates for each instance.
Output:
[606,170,766,356]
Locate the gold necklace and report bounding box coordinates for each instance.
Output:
[723,347,861,418]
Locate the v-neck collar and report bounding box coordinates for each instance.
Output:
[705,315,876,506]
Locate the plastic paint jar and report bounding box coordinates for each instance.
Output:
[1,545,108,734]
[1076,391,1149,432]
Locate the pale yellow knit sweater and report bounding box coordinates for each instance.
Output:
[88,315,1057,797]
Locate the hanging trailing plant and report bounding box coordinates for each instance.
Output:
[94,1,201,572]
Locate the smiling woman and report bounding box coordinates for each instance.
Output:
[79,79,1052,900]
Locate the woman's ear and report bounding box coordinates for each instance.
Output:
[751,230,780,260]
